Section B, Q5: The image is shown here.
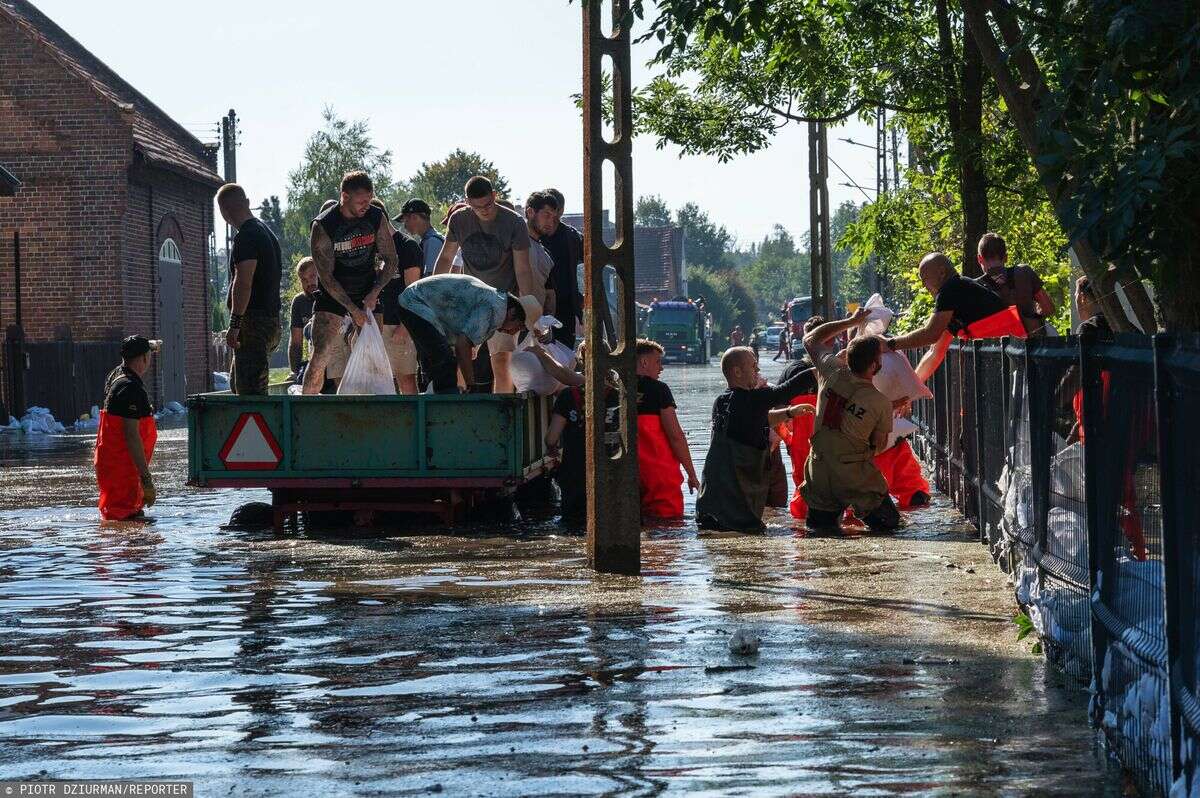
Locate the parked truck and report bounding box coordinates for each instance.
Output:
[645,299,711,364]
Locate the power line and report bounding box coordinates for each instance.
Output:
[827,154,874,202]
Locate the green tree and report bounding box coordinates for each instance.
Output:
[741,224,810,315]
[281,107,402,265]
[407,149,511,225]
[686,266,757,343]
[635,194,673,226]
[258,195,284,241]
[676,201,732,269]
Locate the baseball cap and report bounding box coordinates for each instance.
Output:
[516,295,543,332]
[120,335,161,358]
[399,198,432,218]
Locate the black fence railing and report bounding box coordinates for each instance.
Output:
[910,334,1200,797]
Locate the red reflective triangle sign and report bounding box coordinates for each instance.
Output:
[218,412,282,470]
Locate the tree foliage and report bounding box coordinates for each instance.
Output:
[686,265,757,341]
[281,107,403,265]
[635,194,673,226]
[407,149,512,219]
[676,201,733,269]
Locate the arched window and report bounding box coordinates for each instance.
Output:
[158,238,181,263]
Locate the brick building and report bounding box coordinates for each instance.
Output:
[560,211,688,305]
[0,0,221,420]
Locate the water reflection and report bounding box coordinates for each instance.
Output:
[0,360,1121,795]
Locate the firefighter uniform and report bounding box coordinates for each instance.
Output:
[800,352,898,528]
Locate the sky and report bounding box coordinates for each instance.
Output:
[33,0,885,248]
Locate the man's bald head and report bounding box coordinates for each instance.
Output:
[919,252,956,295]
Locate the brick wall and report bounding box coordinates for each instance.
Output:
[0,13,131,345]
[0,13,215,410]
[124,166,214,400]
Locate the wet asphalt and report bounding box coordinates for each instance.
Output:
[0,357,1124,796]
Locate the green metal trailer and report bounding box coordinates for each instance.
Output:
[187,391,555,530]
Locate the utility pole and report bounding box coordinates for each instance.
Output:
[220,109,237,257]
[876,106,888,198]
[808,121,834,320]
[582,0,640,575]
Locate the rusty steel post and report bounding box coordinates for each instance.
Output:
[582,0,640,575]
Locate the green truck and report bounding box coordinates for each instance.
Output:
[645,300,711,364]
[187,391,554,530]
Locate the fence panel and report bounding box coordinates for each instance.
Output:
[1026,338,1092,681]
[1159,335,1200,797]
[976,342,1007,560]
[1083,334,1170,793]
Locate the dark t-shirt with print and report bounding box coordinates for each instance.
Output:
[290,292,315,330]
[378,231,425,324]
[934,274,1009,335]
[315,203,385,302]
[636,375,676,416]
[227,217,282,314]
[102,366,154,419]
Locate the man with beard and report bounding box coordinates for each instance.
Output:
[539,187,584,349]
[302,171,399,394]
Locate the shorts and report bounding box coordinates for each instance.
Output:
[381,323,418,375]
[489,330,518,354]
[312,310,383,380]
[313,291,366,317]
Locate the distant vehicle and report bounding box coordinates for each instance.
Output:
[764,323,786,349]
[645,300,711,364]
[785,296,813,357]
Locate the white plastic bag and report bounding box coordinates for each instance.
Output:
[337,316,395,395]
[511,335,577,396]
[873,350,933,402]
[860,293,894,336]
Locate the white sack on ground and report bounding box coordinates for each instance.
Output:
[337,316,395,395]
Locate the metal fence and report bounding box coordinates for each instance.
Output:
[3,329,121,423]
[911,333,1200,796]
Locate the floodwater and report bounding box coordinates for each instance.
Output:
[0,357,1123,796]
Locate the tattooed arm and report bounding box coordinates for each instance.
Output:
[310,222,365,327]
[365,216,399,313]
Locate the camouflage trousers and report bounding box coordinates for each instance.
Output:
[230,314,281,396]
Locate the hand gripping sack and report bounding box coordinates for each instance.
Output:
[511,335,577,396]
[860,293,895,336]
[873,351,934,403]
[337,316,395,395]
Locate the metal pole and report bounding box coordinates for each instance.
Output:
[817,123,834,319]
[583,0,640,575]
[221,110,237,258]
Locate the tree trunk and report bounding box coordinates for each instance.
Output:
[934,0,980,277]
[961,0,1151,331]
[960,32,989,278]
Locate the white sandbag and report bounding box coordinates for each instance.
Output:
[860,293,894,336]
[18,406,66,434]
[512,339,576,396]
[337,316,395,395]
[873,351,933,402]
[886,417,918,450]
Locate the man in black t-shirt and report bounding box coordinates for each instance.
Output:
[95,336,160,521]
[219,183,283,396]
[547,382,620,525]
[540,187,584,348]
[287,257,319,381]
[303,171,400,394]
[888,252,1025,379]
[373,198,424,394]
[635,340,699,519]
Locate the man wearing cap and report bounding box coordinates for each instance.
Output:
[371,198,424,394]
[396,274,541,394]
[218,182,283,396]
[397,199,445,277]
[95,336,160,521]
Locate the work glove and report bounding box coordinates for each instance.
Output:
[141,476,157,508]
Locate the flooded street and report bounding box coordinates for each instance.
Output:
[0,358,1121,796]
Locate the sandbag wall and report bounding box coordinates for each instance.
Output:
[909,334,1200,798]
